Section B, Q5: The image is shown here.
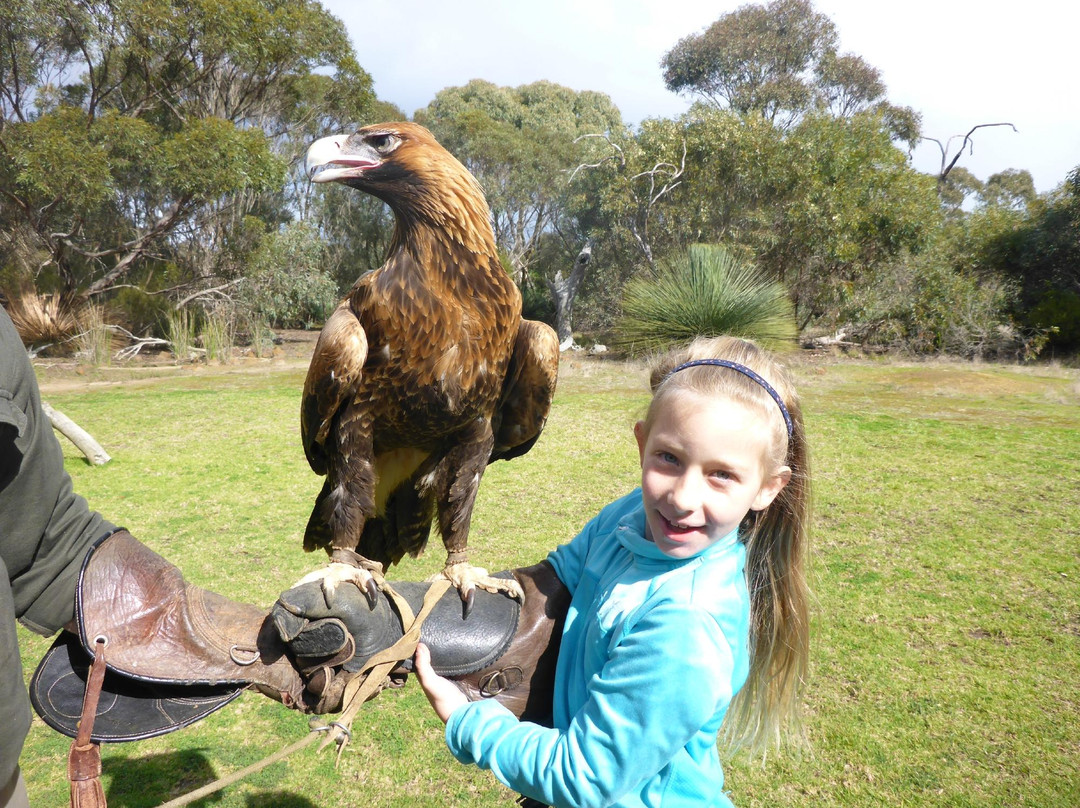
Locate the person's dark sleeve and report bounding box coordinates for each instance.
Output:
[0,307,114,635]
[1,305,115,788]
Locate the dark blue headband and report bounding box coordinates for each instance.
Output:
[667,359,794,439]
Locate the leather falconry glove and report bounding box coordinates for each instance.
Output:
[30,529,359,746]
[75,529,306,706]
[272,562,571,721]
[30,530,369,808]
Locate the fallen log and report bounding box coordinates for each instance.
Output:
[41,401,111,465]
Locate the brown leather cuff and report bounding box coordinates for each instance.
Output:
[76,530,305,709]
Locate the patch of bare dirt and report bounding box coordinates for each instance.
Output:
[33,329,321,394]
[268,329,321,360]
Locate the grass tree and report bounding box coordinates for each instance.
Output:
[614,243,797,353]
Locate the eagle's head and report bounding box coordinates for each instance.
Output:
[306,122,435,186]
[306,122,490,232]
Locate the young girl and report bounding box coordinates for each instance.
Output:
[415,335,811,808]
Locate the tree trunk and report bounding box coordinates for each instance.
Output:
[547,241,592,351]
[41,401,111,465]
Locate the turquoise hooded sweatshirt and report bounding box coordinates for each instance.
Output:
[445,489,751,807]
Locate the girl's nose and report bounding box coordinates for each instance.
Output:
[668,473,701,513]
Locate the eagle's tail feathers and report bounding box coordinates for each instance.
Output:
[302,482,333,553]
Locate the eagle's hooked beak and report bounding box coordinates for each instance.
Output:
[306,135,379,183]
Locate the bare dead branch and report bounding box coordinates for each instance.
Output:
[115,336,172,360]
[175,278,244,309]
[81,198,194,297]
[923,122,1018,182]
[568,133,625,184]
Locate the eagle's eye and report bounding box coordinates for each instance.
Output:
[368,133,398,152]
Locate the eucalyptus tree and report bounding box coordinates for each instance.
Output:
[768,111,941,326]
[972,167,1080,352]
[660,0,918,143]
[417,80,623,284]
[579,105,940,331]
[0,0,373,304]
[938,167,985,216]
[979,169,1036,211]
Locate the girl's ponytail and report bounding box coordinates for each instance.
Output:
[648,336,811,752]
[725,387,810,752]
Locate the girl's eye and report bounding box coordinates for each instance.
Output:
[657,451,679,466]
[710,469,734,482]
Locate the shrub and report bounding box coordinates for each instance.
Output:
[74,303,113,366]
[840,254,1035,359]
[5,292,79,354]
[201,309,235,363]
[614,244,797,354]
[113,285,173,337]
[165,308,199,362]
[521,277,556,324]
[238,222,339,329]
[1025,289,1080,353]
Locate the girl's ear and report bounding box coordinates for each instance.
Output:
[633,420,647,466]
[751,466,792,511]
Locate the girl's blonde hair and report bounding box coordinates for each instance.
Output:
[646,335,810,752]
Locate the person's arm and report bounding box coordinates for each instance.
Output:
[415,641,468,720]
[274,561,571,717]
[1,309,328,714]
[68,529,308,706]
[0,307,113,636]
[442,603,733,808]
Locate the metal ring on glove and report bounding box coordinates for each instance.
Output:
[229,645,260,666]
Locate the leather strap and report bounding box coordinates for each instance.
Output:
[67,638,107,808]
[320,579,453,758]
[387,572,521,677]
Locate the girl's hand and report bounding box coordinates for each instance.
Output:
[414,642,469,724]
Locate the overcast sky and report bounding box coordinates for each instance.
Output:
[320,0,1078,193]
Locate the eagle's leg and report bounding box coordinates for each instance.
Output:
[436,558,526,616]
[300,417,388,605]
[431,423,525,614]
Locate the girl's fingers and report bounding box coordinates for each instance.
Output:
[415,642,433,678]
[414,642,467,723]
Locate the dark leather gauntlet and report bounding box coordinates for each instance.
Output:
[273,562,570,722]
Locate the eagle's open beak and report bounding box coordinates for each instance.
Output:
[306,135,379,183]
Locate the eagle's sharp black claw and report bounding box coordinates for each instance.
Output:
[462,588,475,619]
[365,578,379,609]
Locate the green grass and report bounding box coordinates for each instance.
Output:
[18,356,1080,807]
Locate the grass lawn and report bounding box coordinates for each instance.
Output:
[16,352,1080,807]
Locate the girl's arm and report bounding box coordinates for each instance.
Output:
[444,602,734,808]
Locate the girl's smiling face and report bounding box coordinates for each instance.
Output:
[634,391,790,559]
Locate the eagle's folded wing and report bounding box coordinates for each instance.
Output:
[492,318,560,463]
[301,301,369,474]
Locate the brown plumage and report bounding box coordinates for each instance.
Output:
[301,122,559,607]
